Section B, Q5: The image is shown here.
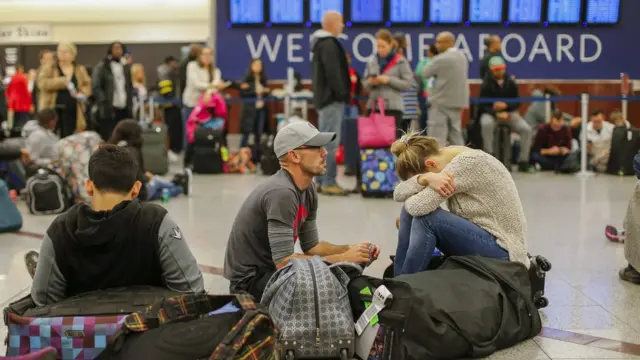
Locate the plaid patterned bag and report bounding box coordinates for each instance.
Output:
[3,286,179,359]
[97,293,279,360]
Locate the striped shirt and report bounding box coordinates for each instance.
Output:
[401,77,420,120]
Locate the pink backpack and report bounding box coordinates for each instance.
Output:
[186,92,228,144]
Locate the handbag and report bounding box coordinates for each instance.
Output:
[357,98,396,148]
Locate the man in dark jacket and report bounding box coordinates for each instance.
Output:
[92,41,134,140]
[30,145,204,306]
[479,56,533,171]
[479,35,502,80]
[310,11,351,196]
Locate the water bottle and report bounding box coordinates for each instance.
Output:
[161,188,170,203]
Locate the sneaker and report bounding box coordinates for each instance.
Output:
[320,184,348,196]
[183,168,193,196]
[24,250,39,279]
[605,225,625,243]
[168,151,180,163]
[518,162,536,173]
[619,265,640,284]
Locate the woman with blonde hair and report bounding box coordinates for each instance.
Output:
[37,42,91,138]
[391,133,529,275]
[363,29,414,138]
[131,63,147,121]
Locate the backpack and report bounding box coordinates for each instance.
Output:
[96,293,279,360]
[260,256,361,359]
[0,178,22,233]
[26,167,74,215]
[259,134,280,176]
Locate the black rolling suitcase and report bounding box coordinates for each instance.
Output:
[192,128,224,174]
[494,123,512,170]
[607,126,640,176]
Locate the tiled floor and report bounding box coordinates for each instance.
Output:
[1,167,639,359]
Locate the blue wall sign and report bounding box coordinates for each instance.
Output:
[216,0,637,80]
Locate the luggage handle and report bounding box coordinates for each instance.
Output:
[260,266,295,306]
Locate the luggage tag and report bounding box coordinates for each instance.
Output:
[355,285,393,336]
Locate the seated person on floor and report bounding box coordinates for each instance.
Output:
[224,121,380,300]
[31,145,204,306]
[391,133,529,276]
[26,108,60,168]
[478,56,533,172]
[0,140,29,163]
[524,87,581,133]
[585,109,614,168]
[530,111,573,171]
[108,119,192,201]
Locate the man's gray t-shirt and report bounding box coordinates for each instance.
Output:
[224,170,319,285]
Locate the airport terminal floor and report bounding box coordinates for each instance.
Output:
[1,157,639,359]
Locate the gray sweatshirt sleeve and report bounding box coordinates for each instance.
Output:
[31,234,66,306]
[157,214,205,293]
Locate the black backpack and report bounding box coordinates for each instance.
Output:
[25,167,74,215]
[192,128,225,174]
[607,126,640,176]
[259,134,280,176]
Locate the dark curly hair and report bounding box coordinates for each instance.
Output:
[108,119,143,149]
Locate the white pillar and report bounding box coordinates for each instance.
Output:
[209,0,217,54]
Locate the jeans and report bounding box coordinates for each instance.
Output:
[240,108,267,148]
[395,207,509,276]
[146,176,183,201]
[181,106,194,152]
[316,102,345,187]
[530,152,568,171]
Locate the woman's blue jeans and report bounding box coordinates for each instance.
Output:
[146,176,183,201]
[395,207,509,276]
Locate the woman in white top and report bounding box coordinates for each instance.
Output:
[181,47,227,154]
[391,133,529,276]
[131,63,148,122]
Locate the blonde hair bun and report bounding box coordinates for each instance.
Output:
[390,139,409,157]
[391,133,442,180]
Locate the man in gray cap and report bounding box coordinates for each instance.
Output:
[224,120,380,300]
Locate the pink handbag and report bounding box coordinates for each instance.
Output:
[357,98,397,148]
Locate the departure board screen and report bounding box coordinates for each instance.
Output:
[508,0,542,22]
[310,0,343,22]
[390,0,424,23]
[230,0,264,23]
[547,0,581,23]
[586,0,620,23]
[270,0,303,23]
[429,0,463,23]
[350,0,383,22]
[469,0,503,23]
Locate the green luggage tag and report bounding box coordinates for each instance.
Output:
[360,286,379,326]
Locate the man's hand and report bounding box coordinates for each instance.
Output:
[327,244,370,264]
[368,76,379,86]
[493,101,508,111]
[20,148,30,163]
[560,147,570,155]
[497,112,510,121]
[418,171,455,197]
[549,146,560,155]
[352,241,380,261]
[240,82,249,90]
[376,75,390,84]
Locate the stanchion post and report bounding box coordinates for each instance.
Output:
[284,67,294,119]
[622,94,628,122]
[544,93,551,123]
[578,93,594,177]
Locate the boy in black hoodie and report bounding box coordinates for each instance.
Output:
[30,145,204,306]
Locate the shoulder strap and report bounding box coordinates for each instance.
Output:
[381,54,402,75]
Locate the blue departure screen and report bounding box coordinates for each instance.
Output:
[310,0,343,22]
[508,0,542,22]
[547,0,581,23]
[230,0,264,23]
[469,0,503,23]
[586,0,620,23]
[390,0,424,23]
[350,0,383,22]
[270,0,303,23]
[429,0,463,23]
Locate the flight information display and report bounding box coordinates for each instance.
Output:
[586,0,620,23]
[350,0,383,22]
[547,0,581,23]
[469,0,503,23]
[390,0,424,22]
[508,0,542,22]
[310,0,343,22]
[270,0,303,23]
[429,0,463,23]
[230,0,264,23]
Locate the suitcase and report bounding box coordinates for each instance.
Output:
[3,286,179,359]
[606,126,640,176]
[494,123,511,170]
[528,254,551,309]
[359,149,399,198]
[0,179,22,233]
[192,128,224,174]
[142,123,169,175]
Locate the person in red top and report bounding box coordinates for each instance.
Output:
[6,64,33,135]
[530,111,573,171]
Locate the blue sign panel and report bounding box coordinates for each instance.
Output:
[509,0,542,23]
[216,0,638,80]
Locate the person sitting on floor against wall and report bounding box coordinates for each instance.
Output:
[391,133,529,276]
[30,145,204,306]
[224,121,380,301]
[25,109,60,168]
[530,111,573,172]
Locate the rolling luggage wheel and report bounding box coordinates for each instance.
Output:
[535,255,552,272]
[535,296,549,309]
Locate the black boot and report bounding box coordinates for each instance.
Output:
[619,265,640,284]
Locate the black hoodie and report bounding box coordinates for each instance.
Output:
[47,199,167,297]
[310,30,351,109]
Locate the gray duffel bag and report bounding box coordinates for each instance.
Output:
[261,256,362,359]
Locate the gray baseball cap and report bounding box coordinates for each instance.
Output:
[274,120,336,158]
